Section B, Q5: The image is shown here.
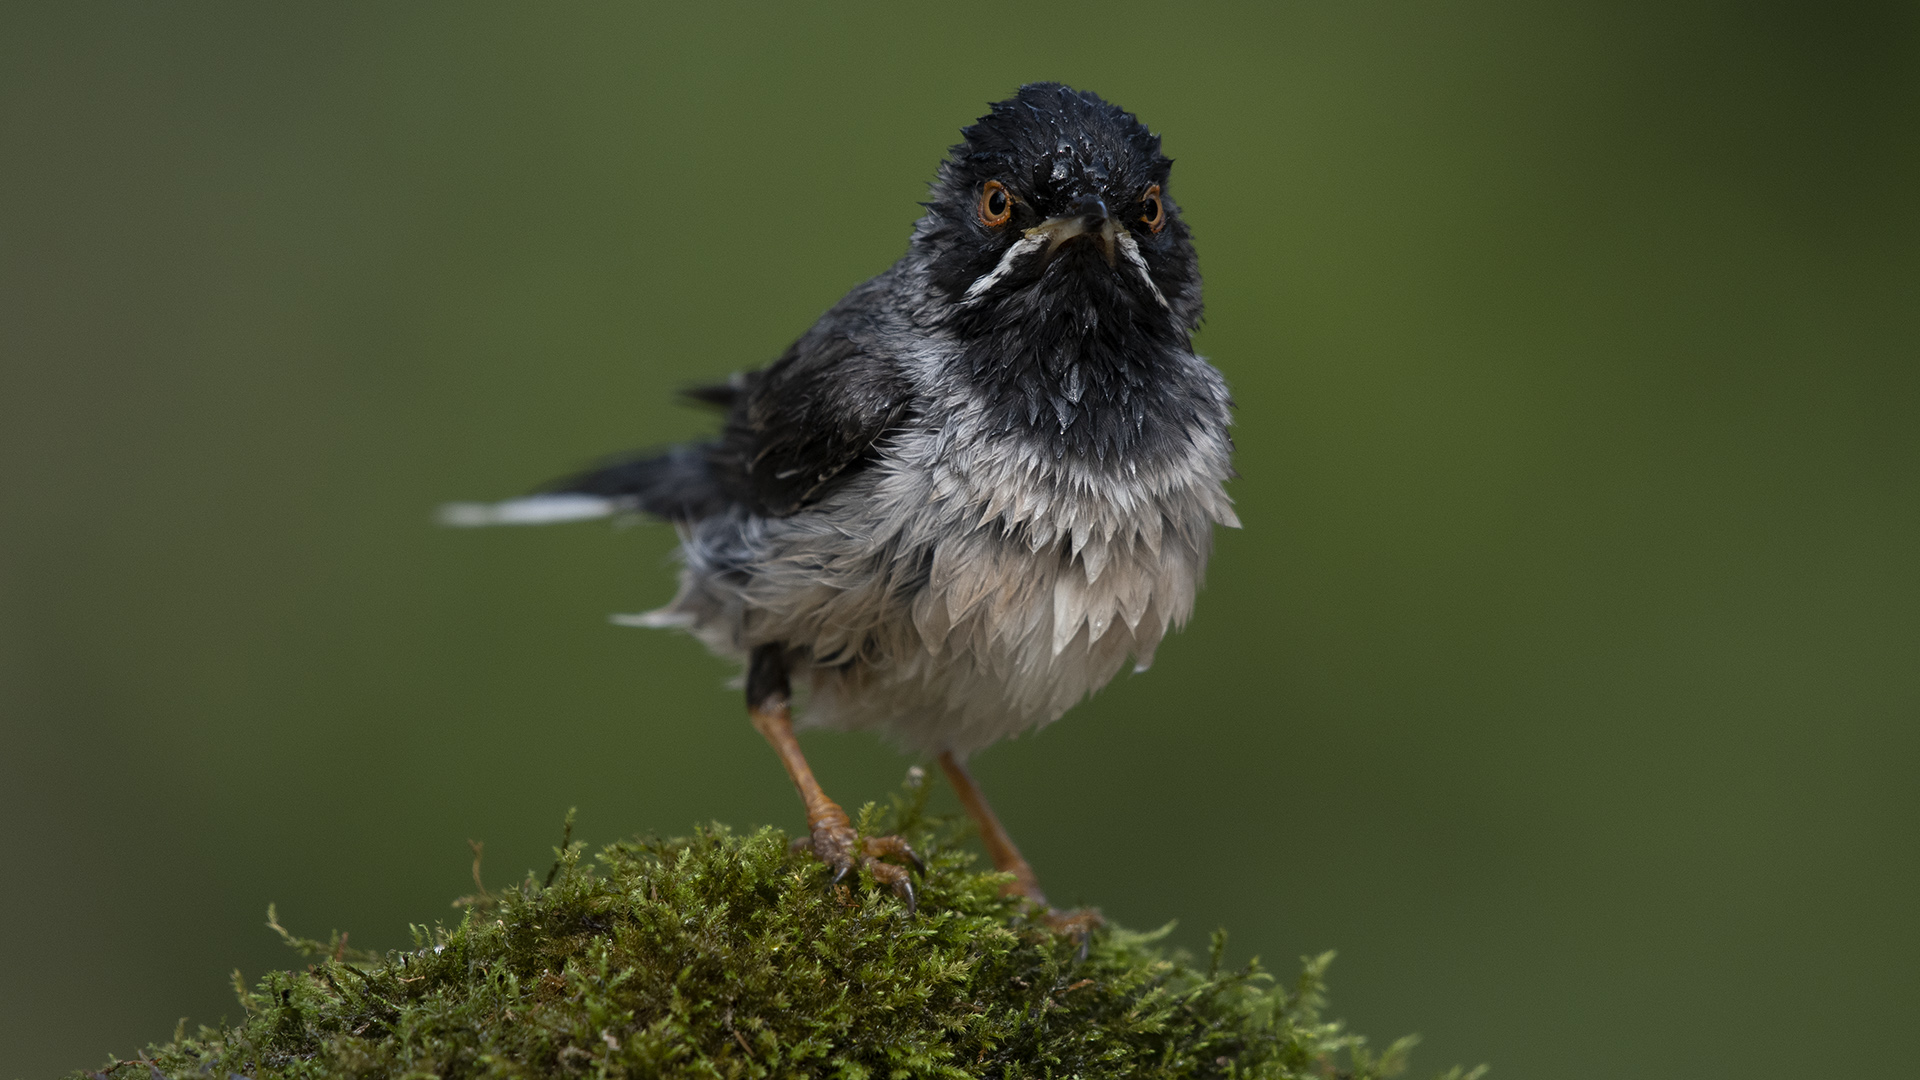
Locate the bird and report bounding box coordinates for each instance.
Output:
[442,83,1237,917]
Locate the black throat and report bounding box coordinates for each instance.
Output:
[946,248,1203,465]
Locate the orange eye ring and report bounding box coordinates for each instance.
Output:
[978,180,1013,226]
[1140,184,1166,233]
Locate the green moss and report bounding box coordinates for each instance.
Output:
[89,785,1481,1079]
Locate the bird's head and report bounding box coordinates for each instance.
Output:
[914,84,1202,339]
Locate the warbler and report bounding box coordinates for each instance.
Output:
[445,83,1236,915]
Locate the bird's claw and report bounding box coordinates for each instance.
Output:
[797,810,921,912]
[865,858,917,915]
[862,833,926,875]
[804,809,859,880]
[1042,906,1104,945]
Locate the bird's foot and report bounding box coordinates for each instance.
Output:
[792,804,924,912]
[1041,905,1104,938]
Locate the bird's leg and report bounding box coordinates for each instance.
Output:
[938,751,1103,936]
[936,751,1047,905]
[747,644,921,910]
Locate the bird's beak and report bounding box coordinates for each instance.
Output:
[1025,197,1119,266]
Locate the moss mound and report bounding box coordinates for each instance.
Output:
[88,788,1477,1079]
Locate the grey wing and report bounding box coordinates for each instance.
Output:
[709,326,915,516]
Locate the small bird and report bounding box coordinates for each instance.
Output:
[444,83,1236,915]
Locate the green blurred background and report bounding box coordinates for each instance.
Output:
[3,3,1915,1076]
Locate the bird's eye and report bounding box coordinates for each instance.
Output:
[978,181,1013,227]
[1140,185,1166,233]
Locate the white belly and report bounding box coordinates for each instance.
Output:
[655,414,1237,757]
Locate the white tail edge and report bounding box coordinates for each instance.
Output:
[437,494,616,527]
[610,610,693,629]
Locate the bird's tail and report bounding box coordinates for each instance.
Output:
[439,443,729,527]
